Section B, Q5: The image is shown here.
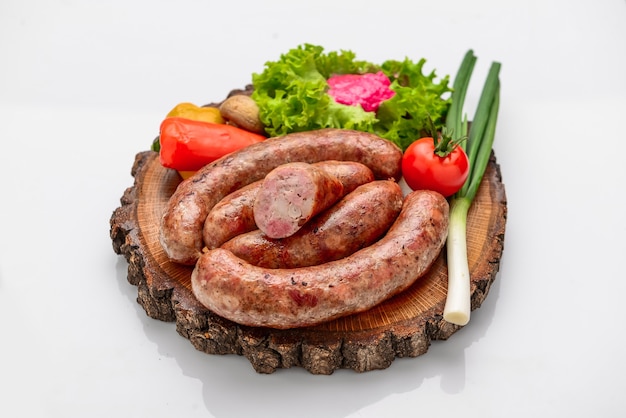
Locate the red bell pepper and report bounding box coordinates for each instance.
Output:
[158,117,266,171]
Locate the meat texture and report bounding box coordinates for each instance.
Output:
[160,128,402,265]
[191,190,449,329]
[203,160,374,250]
[221,180,403,268]
[202,181,261,250]
[253,162,344,239]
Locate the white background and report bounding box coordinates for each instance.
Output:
[1,0,625,417]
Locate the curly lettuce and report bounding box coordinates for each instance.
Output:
[251,44,452,151]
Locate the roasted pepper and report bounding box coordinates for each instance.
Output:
[159,117,266,172]
[151,103,225,153]
[166,102,224,124]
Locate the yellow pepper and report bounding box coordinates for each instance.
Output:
[166,102,224,124]
[178,171,196,180]
[161,102,226,179]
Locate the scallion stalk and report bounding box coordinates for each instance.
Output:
[446,50,477,141]
[443,54,501,326]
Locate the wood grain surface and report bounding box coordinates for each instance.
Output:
[110,147,506,374]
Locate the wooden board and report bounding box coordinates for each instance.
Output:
[110,149,507,375]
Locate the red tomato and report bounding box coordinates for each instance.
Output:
[401,137,470,197]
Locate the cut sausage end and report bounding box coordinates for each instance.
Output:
[160,128,402,264]
[223,180,404,269]
[253,162,344,239]
[192,190,450,329]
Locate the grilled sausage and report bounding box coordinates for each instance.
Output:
[191,190,449,329]
[160,129,402,265]
[203,160,374,250]
[221,180,403,268]
[253,162,345,239]
[307,160,375,195]
[202,181,261,250]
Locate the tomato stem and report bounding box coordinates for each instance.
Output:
[434,127,467,158]
[428,115,466,158]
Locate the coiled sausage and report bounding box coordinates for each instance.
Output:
[202,161,374,250]
[191,190,449,329]
[160,129,402,265]
[221,180,403,268]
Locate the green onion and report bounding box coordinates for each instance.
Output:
[446,50,477,143]
[443,52,501,326]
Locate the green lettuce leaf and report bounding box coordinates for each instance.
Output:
[251,44,452,150]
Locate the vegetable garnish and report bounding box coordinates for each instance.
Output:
[327,71,395,112]
[166,102,225,124]
[401,124,469,197]
[158,117,266,172]
[251,44,452,150]
[443,50,502,326]
[150,102,225,153]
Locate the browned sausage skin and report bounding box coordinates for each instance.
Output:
[160,129,402,265]
[202,161,375,250]
[308,161,375,195]
[202,181,261,250]
[191,190,449,329]
[221,180,403,268]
